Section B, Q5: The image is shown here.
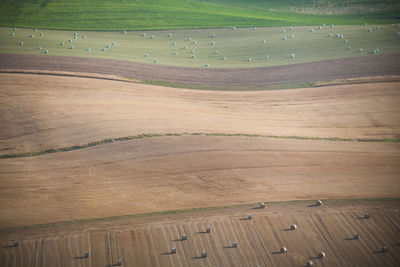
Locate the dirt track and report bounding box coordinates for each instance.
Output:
[1,53,400,86]
[1,201,399,267]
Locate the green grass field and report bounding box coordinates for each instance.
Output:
[1,24,399,68]
[0,0,399,31]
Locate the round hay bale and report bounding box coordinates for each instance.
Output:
[102,48,106,52]
[19,41,23,46]
[365,212,370,219]
[84,251,89,258]
[211,41,216,46]
[307,260,314,267]
[310,29,314,32]
[70,45,74,49]
[192,40,197,44]
[206,226,211,233]
[122,30,127,35]
[172,42,176,46]
[364,22,368,26]
[182,234,187,240]
[154,59,158,63]
[10,32,15,36]
[82,35,86,39]
[202,251,207,257]
[335,33,339,38]
[253,27,257,31]
[168,33,172,37]
[248,58,252,62]
[368,28,372,32]
[397,32,400,36]
[29,34,33,38]
[73,32,77,36]
[187,37,191,41]
[283,36,287,40]
[344,39,348,43]
[282,29,286,33]
[397,24,400,28]
[112,42,116,46]
[280,247,287,253]
[44,50,48,54]
[289,26,294,30]
[215,50,219,54]
[150,35,155,39]
[376,48,380,52]
[73,36,77,40]
[382,246,388,252]
[232,242,238,247]
[354,233,359,240]
[171,247,176,254]
[13,27,17,31]
[248,214,253,219]
[86,48,91,52]
[319,251,326,258]
[39,33,43,36]
[373,50,377,54]
[358,48,363,53]
[144,53,149,57]
[222,56,226,60]
[262,39,265,43]
[290,53,295,58]
[346,47,351,51]
[322,24,326,27]
[117,259,122,266]
[328,33,333,37]
[318,26,322,30]
[106,44,110,48]
[211,33,216,38]
[232,26,236,31]
[33,28,37,32]
[68,39,72,43]
[172,51,177,55]
[316,200,322,206]
[290,224,297,230]
[205,63,209,67]
[60,42,64,46]
[37,45,41,50]
[260,202,266,208]
[330,24,334,28]
[13,241,19,247]
[191,50,195,54]
[142,33,146,37]
[265,55,269,60]
[192,55,196,59]
[183,45,187,49]
[290,34,294,38]
[376,26,380,30]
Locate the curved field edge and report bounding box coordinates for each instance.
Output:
[1,53,400,86]
[1,197,398,232]
[1,132,399,159]
[1,0,399,31]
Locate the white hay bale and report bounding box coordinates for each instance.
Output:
[322,23,325,27]
[106,44,110,48]
[86,48,91,52]
[172,51,177,55]
[290,53,295,58]
[262,39,265,43]
[205,63,209,67]
[259,202,265,208]
[222,56,226,60]
[10,32,15,36]
[60,42,64,46]
[154,59,158,63]
[253,27,257,31]
[187,37,191,41]
[358,48,363,53]
[397,32,400,36]
[112,42,116,46]
[171,247,176,254]
[215,50,219,54]
[290,34,294,38]
[37,45,41,50]
[122,30,127,35]
[19,41,23,46]
[70,45,74,49]
[192,55,196,59]
[280,247,287,253]
[330,24,334,28]
[307,260,313,267]
[319,251,326,258]
[283,36,287,40]
[376,26,380,30]
[354,233,359,240]
[39,33,43,36]
[248,58,252,62]
[211,33,216,38]
[365,212,370,219]
[211,41,216,46]
[13,241,19,247]
[191,50,195,54]
[84,251,89,258]
[372,50,377,54]
[73,32,77,36]
[74,36,77,40]
[68,39,72,43]
[368,28,372,32]
[232,242,238,247]
[290,224,297,230]
[82,35,86,39]
[182,234,187,240]
[33,28,37,32]
[29,34,33,38]
[318,26,322,30]
[183,45,187,49]
[382,246,388,252]
[282,29,286,33]
[397,24,400,28]
[316,200,322,206]
[150,35,155,39]
[248,214,252,219]
[265,56,269,60]
[206,226,211,233]
[310,29,314,32]
[344,39,348,43]
[364,22,368,26]
[346,47,351,51]
[328,33,333,37]
[289,26,293,30]
[44,50,48,54]
[168,33,172,37]
[232,26,236,31]
[142,33,146,37]
[102,48,106,52]
[144,53,149,57]
[13,27,16,31]
[376,48,380,52]
[192,40,197,44]
[172,42,176,46]
[202,251,207,257]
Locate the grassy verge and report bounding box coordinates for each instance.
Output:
[1,197,398,233]
[1,133,399,159]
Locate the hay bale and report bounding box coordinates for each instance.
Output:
[68,39,72,43]
[290,224,297,230]
[318,26,322,30]
[307,260,313,267]
[397,32,400,36]
[248,58,252,62]
[187,37,191,41]
[290,34,294,38]
[84,251,89,258]
[322,24,325,27]
[265,56,269,60]
[344,39,348,43]
[211,33,216,38]
[183,45,187,49]
[173,51,177,55]
[144,53,149,57]
[73,32,77,36]
[354,233,359,240]
[37,45,41,50]
[211,41,216,46]
[215,50,219,54]
[310,29,314,32]
[29,34,33,38]
[248,214,252,219]
[283,36,287,40]
[86,48,91,52]
[259,202,265,208]
[192,40,197,44]
[154,59,158,63]
[172,42,176,46]
[232,26,236,31]
[102,48,106,52]
[376,48,380,52]
[290,53,295,58]
[191,50,195,54]
[316,200,322,206]
[289,26,293,30]
[206,226,211,233]
[112,42,116,46]
[222,56,226,60]
[33,28,37,32]
[330,24,334,28]
[376,26,380,30]
[192,55,196,59]
[39,33,43,36]
[82,35,86,39]
[122,30,127,35]
[205,63,209,67]
[253,27,257,31]
[168,33,172,37]
[282,29,286,33]
[232,242,238,247]
[13,241,19,247]
[171,247,176,254]
[60,42,64,46]
[358,48,363,53]
[397,24,400,28]
[346,47,351,51]
[280,247,287,253]
[364,22,368,26]
[19,41,23,46]
[202,251,207,257]
[142,33,146,37]
[373,50,377,54]
[106,44,110,48]
[382,246,388,252]
[335,33,340,38]
[117,259,122,266]
[70,45,74,49]
[328,33,333,37]
[150,35,155,39]
[182,234,187,240]
[74,36,77,40]
[10,32,15,36]
[365,212,370,219]
[319,251,326,258]
[368,28,372,32]
[44,50,48,54]
[13,27,16,31]
[262,39,265,43]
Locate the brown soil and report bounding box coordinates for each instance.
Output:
[1,200,399,267]
[1,74,399,156]
[1,53,400,86]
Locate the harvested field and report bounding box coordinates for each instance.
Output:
[0,134,399,228]
[1,74,400,156]
[1,53,400,85]
[0,200,399,267]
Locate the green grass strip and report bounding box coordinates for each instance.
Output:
[1,133,399,159]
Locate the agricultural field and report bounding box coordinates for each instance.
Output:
[1,24,400,68]
[0,200,399,267]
